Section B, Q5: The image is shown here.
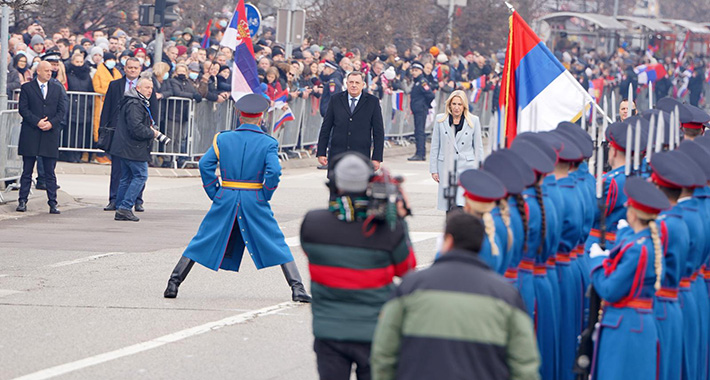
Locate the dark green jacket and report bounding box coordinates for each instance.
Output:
[371,249,540,380]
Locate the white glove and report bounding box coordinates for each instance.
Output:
[617,219,629,230]
[589,243,610,259]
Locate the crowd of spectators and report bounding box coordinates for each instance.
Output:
[4,19,710,164]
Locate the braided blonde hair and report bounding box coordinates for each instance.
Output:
[466,198,499,256]
[634,207,663,291]
[499,199,514,250]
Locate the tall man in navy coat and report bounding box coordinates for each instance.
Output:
[16,61,67,214]
[163,94,311,303]
[316,71,385,172]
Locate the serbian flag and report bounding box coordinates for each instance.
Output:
[274,109,295,132]
[222,0,261,101]
[634,63,666,85]
[200,19,212,49]
[392,90,404,111]
[270,90,289,110]
[588,78,604,104]
[471,75,486,103]
[499,11,593,147]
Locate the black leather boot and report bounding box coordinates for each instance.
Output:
[281,261,312,303]
[164,257,195,298]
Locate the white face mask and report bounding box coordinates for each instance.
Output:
[137,58,144,65]
[31,61,39,69]
[144,60,151,67]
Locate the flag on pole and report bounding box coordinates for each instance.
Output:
[634,63,667,85]
[470,75,487,104]
[588,78,604,104]
[274,109,295,132]
[498,11,593,146]
[200,19,213,49]
[222,0,261,101]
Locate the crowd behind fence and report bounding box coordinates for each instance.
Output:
[0,88,499,193]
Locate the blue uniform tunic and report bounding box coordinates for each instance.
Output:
[655,208,688,380]
[181,125,294,271]
[519,187,541,323]
[591,229,661,380]
[505,196,525,288]
[492,206,511,274]
[678,197,706,380]
[556,175,585,380]
[693,188,710,380]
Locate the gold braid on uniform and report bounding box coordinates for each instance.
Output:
[499,199,514,250]
[515,194,528,252]
[534,182,546,255]
[648,220,663,291]
[466,198,499,256]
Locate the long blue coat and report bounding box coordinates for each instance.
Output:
[181,124,294,271]
[591,228,661,380]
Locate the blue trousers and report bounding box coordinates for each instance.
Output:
[115,158,148,211]
[412,110,427,157]
[110,155,144,204]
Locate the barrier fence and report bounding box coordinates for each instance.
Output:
[1,88,497,174]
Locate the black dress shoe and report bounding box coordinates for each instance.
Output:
[407,155,426,161]
[317,165,328,170]
[49,205,61,214]
[115,209,140,222]
[104,201,116,211]
[134,203,145,212]
[16,200,27,212]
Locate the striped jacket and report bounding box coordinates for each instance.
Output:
[300,209,416,342]
[371,250,540,380]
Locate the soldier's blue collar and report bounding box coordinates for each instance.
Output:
[237,123,265,134]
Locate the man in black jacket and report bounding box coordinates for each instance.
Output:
[101,57,157,212]
[16,61,67,214]
[316,71,384,172]
[109,78,158,222]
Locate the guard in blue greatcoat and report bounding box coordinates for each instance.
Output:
[679,140,710,380]
[510,139,558,380]
[162,94,311,303]
[649,151,694,380]
[589,177,669,380]
[458,169,506,273]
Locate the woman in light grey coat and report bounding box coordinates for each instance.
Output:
[429,90,484,211]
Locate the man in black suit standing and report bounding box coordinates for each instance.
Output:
[101,57,157,212]
[316,71,384,172]
[16,61,67,214]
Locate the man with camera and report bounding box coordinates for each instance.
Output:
[109,78,159,222]
[300,152,416,380]
[100,57,157,212]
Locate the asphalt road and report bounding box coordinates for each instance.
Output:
[0,155,444,380]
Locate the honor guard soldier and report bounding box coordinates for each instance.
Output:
[589,177,669,380]
[408,61,435,161]
[648,151,694,380]
[163,94,311,303]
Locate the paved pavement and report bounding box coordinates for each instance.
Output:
[0,153,445,380]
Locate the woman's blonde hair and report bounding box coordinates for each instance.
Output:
[153,62,171,79]
[465,198,499,256]
[631,206,662,291]
[437,90,474,127]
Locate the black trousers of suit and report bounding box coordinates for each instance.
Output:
[109,155,144,204]
[20,156,57,205]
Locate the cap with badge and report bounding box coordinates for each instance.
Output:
[411,61,424,71]
[510,139,555,175]
[624,177,671,215]
[235,94,270,118]
[482,150,526,195]
[459,169,507,202]
[41,51,61,62]
[681,104,710,130]
[649,151,696,189]
[605,120,647,153]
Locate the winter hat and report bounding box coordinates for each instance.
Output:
[30,34,44,46]
[334,154,374,193]
[90,46,104,58]
[384,66,396,80]
[437,53,448,63]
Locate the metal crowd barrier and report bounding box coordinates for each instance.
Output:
[0,110,22,202]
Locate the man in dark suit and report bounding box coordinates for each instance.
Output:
[316,71,384,172]
[16,61,67,214]
[101,57,157,212]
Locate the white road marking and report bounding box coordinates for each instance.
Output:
[46,252,126,268]
[0,274,8,278]
[11,301,299,380]
[286,231,440,248]
[0,289,22,298]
